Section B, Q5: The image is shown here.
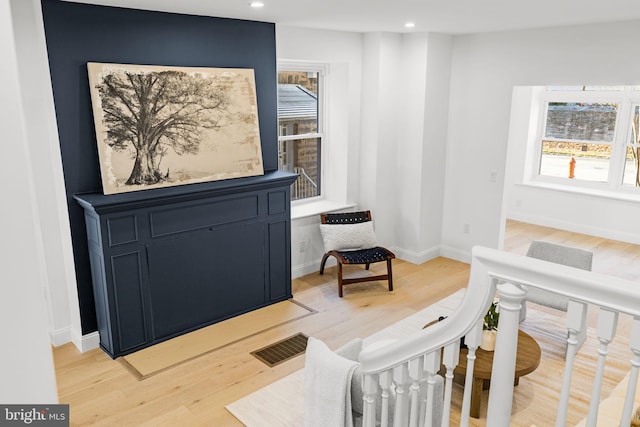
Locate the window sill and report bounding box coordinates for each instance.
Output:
[291,199,356,220]
[518,180,640,203]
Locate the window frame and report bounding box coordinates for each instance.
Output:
[277,61,328,204]
[528,86,640,196]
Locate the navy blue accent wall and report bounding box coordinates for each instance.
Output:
[41,0,277,334]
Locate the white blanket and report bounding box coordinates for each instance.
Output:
[303,337,359,427]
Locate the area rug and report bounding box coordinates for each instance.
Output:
[226,289,632,426]
[121,299,316,379]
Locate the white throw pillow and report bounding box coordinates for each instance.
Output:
[319,221,378,252]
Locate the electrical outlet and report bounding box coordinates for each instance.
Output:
[299,241,306,253]
[463,223,470,234]
[489,170,497,182]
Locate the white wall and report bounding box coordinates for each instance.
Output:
[277,26,364,203]
[1,0,58,403]
[359,32,402,246]
[412,33,452,262]
[442,20,640,262]
[11,0,83,349]
[280,28,454,277]
[360,32,453,263]
[394,33,429,259]
[277,26,364,277]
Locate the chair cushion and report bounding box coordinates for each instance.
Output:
[336,247,393,265]
[319,221,378,252]
[526,241,593,271]
[523,241,593,313]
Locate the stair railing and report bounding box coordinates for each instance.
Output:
[358,245,640,427]
[292,167,318,200]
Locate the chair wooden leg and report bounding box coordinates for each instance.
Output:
[365,262,370,270]
[387,259,393,292]
[319,253,331,275]
[338,262,344,297]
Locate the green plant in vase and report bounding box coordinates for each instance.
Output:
[483,301,500,331]
[481,301,499,351]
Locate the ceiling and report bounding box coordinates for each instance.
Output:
[64,0,640,34]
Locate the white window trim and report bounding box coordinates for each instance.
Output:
[278,61,326,204]
[278,60,334,216]
[278,60,355,219]
[525,86,640,200]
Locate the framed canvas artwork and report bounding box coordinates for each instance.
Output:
[87,62,264,195]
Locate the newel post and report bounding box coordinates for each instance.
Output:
[486,282,526,426]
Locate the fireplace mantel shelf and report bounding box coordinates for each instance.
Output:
[75,171,297,214]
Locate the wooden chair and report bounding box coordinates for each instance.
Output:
[523,240,593,352]
[318,210,395,297]
[524,240,593,313]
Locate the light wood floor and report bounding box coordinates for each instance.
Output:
[503,219,640,282]
[53,220,640,426]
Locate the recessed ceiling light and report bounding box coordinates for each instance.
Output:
[250,1,264,8]
[405,22,416,28]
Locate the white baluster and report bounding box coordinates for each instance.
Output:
[422,350,441,427]
[441,341,460,427]
[363,373,379,427]
[556,299,588,426]
[486,282,526,427]
[620,317,640,426]
[409,357,425,427]
[393,363,411,427]
[568,300,588,352]
[460,321,482,427]
[380,370,393,427]
[585,308,618,427]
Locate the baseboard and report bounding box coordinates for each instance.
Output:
[292,259,331,279]
[508,212,640,245]
[292,245,444,279]
[391,245,441,265]
[72,331,100,353]
[50,326,72,347]
[439,245,471,264]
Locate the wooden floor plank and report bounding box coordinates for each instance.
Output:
[122,300,314,378]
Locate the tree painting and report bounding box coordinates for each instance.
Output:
[87,63,264,195]
[99,70,228,185]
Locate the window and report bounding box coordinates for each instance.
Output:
[531,86,640,193]
[539,101,618,183]
[277,65,324,201]
[624,105,640,187]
